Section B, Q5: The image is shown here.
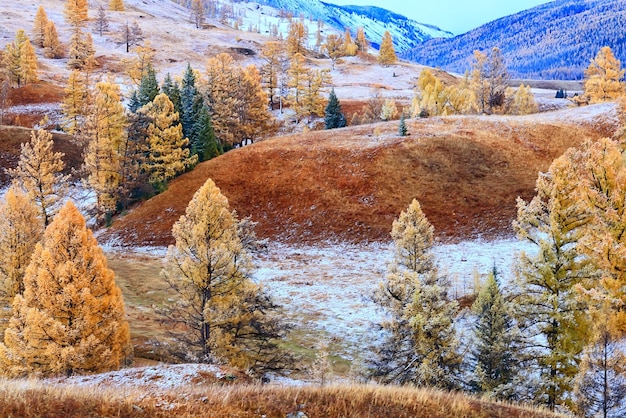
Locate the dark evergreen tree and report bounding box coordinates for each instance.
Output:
[469,267,521,400]
[128,90,141,113]
[161,73,182,115]
[398,113,407,136]
[137,63,159,108]
[324,88,346,129]
[180,63,199,142]
[193,105,221,162]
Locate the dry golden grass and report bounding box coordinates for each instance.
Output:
[104,105,618,247]
[0,379,568,418]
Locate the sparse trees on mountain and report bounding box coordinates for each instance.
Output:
[513,151,596,411]
[33,6,49,48]
[584,46,626,103]
[141,93,196,186]
[95,6,110,36]
[324,88,346,129]
[378,31,397,67]
[469,268,521,400]
[371,199,461,389]
[0,186,43,334]
[109,0,124,12]
[84,80,127,221]
[9,129,69,227]
[511,84,538,115]
[161,178,289,371]
[190,0,205,28]
[0,201,131,377]
[2,30,39,87]
[43,21,63,59]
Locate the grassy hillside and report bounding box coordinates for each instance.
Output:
[0,378,568,418]
[104,103,619,246]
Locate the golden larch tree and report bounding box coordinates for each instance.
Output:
[68,28,94,69]
[19,38,39,85]
[62,70,88,135]
[260,40,286,108]
[286,20,307,56]
[84,80,127,220]
[124,41,155,86]
[0,201,131,377]
[300,68,331,122]
[0,186,43,335]
[2,30,38,87]
[190,0,204,28]
[43,20,63,59]
[64,0,89,27]
[109,0,124,12]
[378,31,397,67]
[32,5,49,48]
[511,84,538,115]
[141,93,196,185]
[584,46,626,103]
[161,178,288,371]
[9,129,69,226]
[355,27,368,52]
[287,52,308,121]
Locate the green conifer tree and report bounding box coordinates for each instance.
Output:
[324,88,346,129]
[136,63,159,108]
[398,113,407,136]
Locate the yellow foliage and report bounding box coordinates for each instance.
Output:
[43,21,63,59]
[109,0,124,12]
[141,93,196,185]
[511,84,538,115]
[378,31,397,67]
[0,201,131,377]
[584,46,626,103]
[62,70,87,135]
[33,6,49,48]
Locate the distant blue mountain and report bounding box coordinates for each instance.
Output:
[258,0,453,51]
[401,0,626,80]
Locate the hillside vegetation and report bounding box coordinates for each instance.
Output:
[403,0,626,80]
[104,103,618,246]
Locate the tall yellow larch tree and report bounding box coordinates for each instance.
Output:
[0,201,131,377]
[584,46,626,103]
[68,29,95,69]
[355,27,368,52]
[236,65,276,144]
[0,186,43,335]
[62,70,88,135]
[109,0,124,12]
[141,93,196,185]
[161,178,288,371]
[412,69,448,117]
[19,38,39,85]
[190,0,204,28]
[286,20,307,56]
[511,84,538,115]
[64,0,89,27]
[471,48,509,114]
[323,34,343,69]
[124,42,155,86]
[260,40,286,108]
[43,20,63,59]
[84,80,127,220]
[32,5,49,48]
[378,31,397,67]
[343,28,357,56]
[9,129,69,226]
[2,30,38,87]
[300,68,331,122]
[287,52,308,121]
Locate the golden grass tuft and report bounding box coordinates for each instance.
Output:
[0,379,568,418]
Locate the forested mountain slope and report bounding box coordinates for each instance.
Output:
[402,0,626,80]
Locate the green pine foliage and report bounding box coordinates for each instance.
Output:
[161,73,182,115]
[398,114,407,136]
[136,63,159,108]
[324,88,346,129]
[192,105,222,162]
[180,63,200,142]
[469,268,521,400]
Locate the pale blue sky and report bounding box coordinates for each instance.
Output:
[327,0,553,35]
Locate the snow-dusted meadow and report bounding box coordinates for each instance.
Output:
[251,238,534,362]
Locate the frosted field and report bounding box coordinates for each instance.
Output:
[252,238,534,361]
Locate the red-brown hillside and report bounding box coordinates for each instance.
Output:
[104,104,619,246]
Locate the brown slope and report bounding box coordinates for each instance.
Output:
[104,104,619,246]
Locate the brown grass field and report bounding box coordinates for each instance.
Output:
[0,379,568,418]
[103,104,618,247]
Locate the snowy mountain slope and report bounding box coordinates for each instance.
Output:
[402,0,626,80]
[258,0,453,51]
